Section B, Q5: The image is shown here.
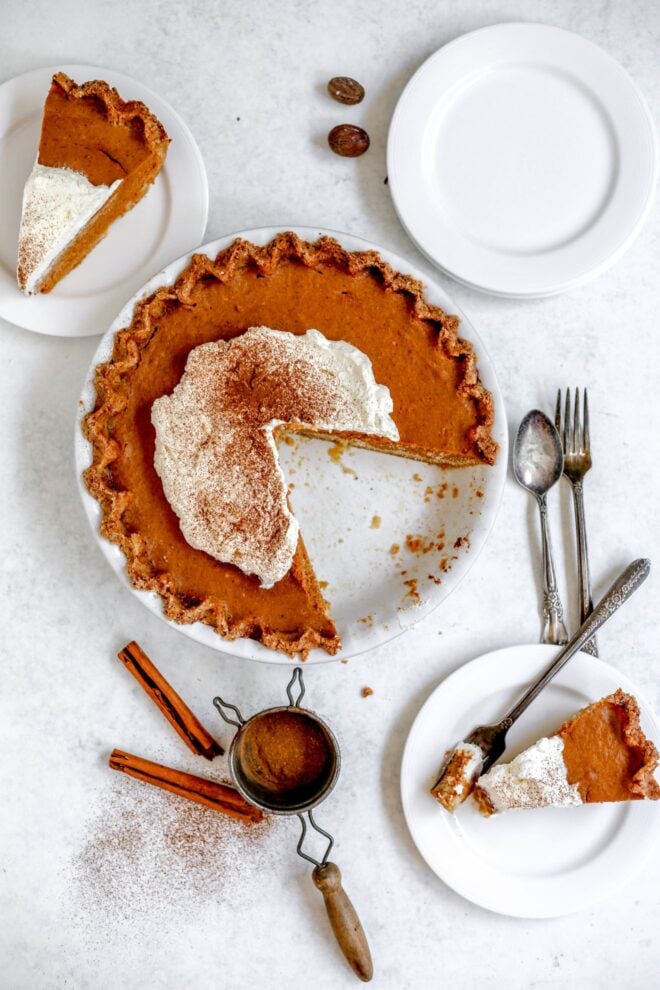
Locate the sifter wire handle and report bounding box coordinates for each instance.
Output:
[212,696,245,729]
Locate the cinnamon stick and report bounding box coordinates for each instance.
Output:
[109,749,263,824]
[117,641,223,760]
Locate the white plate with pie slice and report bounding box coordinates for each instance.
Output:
[75,225,507,665]
[388,24,657,297]
[0,64,208,336]
[401,644,660,917]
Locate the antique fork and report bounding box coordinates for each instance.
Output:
[556,388,598,656]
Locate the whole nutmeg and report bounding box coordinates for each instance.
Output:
[328,124,370,158]
[327,76,365,106]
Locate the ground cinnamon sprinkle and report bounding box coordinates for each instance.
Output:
[73,775,275,919]
[239,710,333,796]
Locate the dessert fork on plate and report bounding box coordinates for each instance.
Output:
[556,389,598,656]
[430,558,650,810]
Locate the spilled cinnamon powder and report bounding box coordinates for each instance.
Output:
[74,775,275,919]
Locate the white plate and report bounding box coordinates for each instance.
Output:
[388,24,657,298]
[75,225,507,665]
[401,645,660,917]
[0,64,208,335]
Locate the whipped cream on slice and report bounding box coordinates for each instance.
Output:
[17,163,121,294]
[152,326,399,588]
[475,736,582,813]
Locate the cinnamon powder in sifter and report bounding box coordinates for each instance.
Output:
[238,710,334,797]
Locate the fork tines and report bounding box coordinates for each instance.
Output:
[555,388,590,456]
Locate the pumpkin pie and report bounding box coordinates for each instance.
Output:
[473,690,660,815]
[83,233,497,658]
[17,72,169,295]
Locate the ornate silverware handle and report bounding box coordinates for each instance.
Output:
[506,558,650,725]
[538,493,569,645]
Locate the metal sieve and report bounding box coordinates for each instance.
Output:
[214,667,373,982]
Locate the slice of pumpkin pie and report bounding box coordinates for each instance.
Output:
[17,72,169,294]
[473,690,660,816]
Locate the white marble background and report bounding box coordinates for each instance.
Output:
[2,1,660,987]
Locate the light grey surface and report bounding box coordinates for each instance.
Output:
[1,2,659,988]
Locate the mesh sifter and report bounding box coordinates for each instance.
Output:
[214,667,373,982]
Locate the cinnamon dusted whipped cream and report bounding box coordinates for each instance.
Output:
[151,326,399,588]
[474,736,582,814]
[17,163,120,294]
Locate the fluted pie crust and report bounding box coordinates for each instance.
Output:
[83,233,497,658]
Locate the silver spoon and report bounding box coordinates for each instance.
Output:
[513,410,568,645]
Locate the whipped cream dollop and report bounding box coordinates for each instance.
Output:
[151,326,399,588]
[17,163,121,293]
[475,736,582,813]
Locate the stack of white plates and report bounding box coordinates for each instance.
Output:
[388,24,657,297]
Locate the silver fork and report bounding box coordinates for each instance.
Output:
[555,388,598,656]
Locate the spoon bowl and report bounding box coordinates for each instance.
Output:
[513,409,564,497]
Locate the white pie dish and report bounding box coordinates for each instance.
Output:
[75,225,507,664]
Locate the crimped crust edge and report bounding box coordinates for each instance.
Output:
[53,72,170,149]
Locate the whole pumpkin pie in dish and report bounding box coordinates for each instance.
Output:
[473,690,660,815]
[83,233,497,658]
[17,72,169,295]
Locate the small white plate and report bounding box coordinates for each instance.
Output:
[401,645,660,917]
[388,24,657,297]
[75,226,507,665]
[0,64,208,336]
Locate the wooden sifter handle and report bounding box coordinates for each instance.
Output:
[312,862,373,982]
